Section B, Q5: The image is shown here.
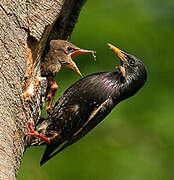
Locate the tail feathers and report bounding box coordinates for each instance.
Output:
[40,138,77,166]
[40,127,90,165]
[40,140,64,166]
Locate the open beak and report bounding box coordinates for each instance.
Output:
[108,43,127,62]
[67,49,96,78]
[65,60,83,78]
[70,49,96,59]
[108,43,127,77]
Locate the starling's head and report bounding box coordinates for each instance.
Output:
[108,43,147,97]
[50,40,96,77]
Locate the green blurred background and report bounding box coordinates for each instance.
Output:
[19,0,174,179]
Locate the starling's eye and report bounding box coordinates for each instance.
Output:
[67,46,73,51]
[129,59,135,66]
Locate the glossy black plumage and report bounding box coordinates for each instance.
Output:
[31,44,147,165]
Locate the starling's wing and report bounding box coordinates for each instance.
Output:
[73,97,113,137]
[40,97,114,165]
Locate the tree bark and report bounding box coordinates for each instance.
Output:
[0,0,87,179]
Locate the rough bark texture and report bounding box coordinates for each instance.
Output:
[0,0,87,179]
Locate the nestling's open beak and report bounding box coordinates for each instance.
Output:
[70,49,96,60]
[108,43,127,77]
[67,49,96,78]
[65,60,83,78]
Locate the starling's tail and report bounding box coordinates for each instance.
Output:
[40,133,86,166]
[40,140,64,166]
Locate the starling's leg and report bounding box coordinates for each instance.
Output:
[25,122,50,143]
[46,76,58,113]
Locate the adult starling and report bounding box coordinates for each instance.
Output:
[42,40,95,112]
[27,43,147,165]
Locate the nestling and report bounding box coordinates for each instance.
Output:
[26,43,147,165]
[41,40,95,112]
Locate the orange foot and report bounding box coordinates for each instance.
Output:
[46,76,58,113]
[25,122,50,143]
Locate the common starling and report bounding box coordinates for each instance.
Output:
[41,40,95,112]
[27,43,147,165]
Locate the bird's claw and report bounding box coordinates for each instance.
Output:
[25,121,51,144]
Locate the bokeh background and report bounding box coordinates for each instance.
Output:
[18,0,174,179]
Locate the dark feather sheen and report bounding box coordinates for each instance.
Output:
[33,53,147,165]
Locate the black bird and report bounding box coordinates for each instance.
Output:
[26,43,147,165]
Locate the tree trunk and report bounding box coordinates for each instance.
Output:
[0,0,87,179]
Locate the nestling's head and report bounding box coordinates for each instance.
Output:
[50,40,96,77]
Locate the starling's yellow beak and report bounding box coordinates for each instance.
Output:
[108,43,127,62]
[108,43,126,77]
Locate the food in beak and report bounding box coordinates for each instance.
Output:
[108,43,127,77]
